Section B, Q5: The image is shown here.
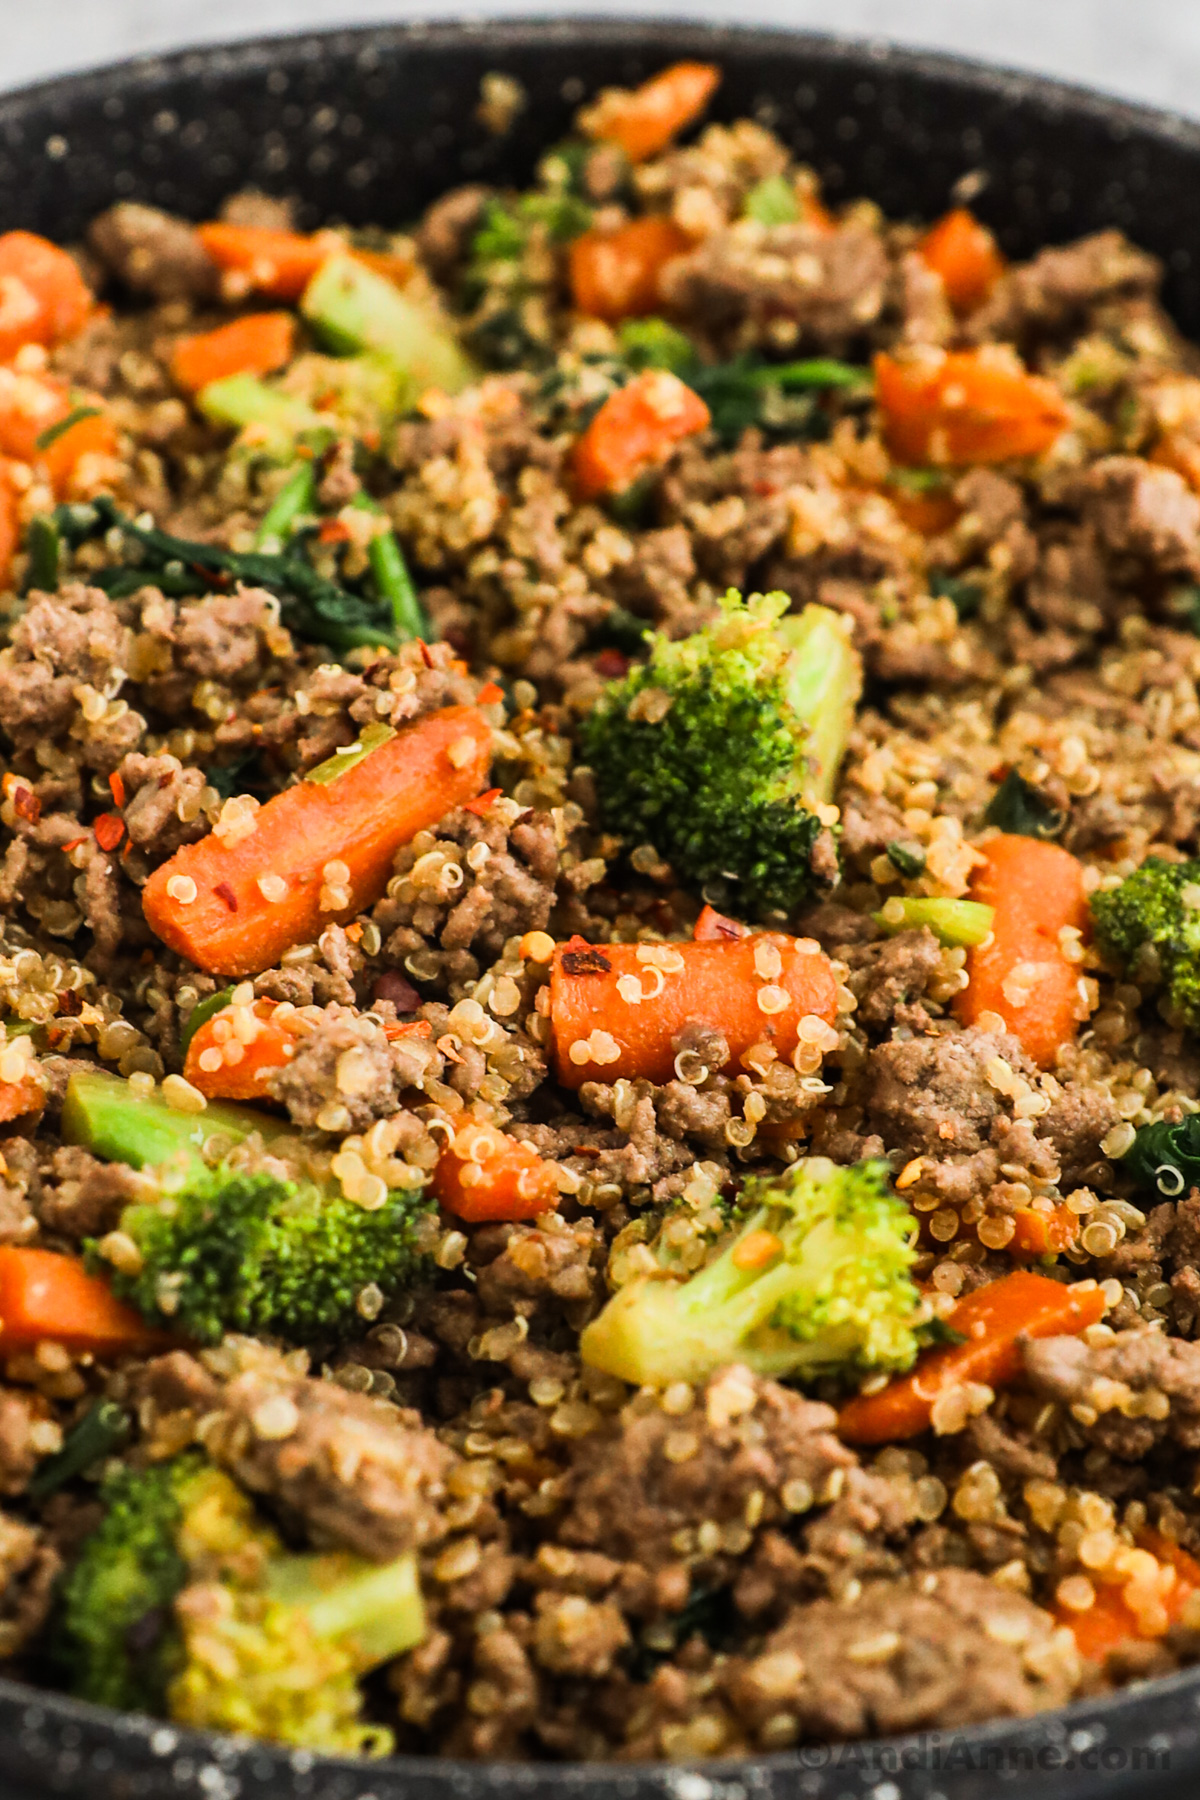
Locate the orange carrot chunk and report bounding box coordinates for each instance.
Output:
[0,232,93,360]
[1011,1203,1081,1258]
[1060,1530,1200,1661]
[0,460,20,589]
[41,411,120,498]
[583,62,721,163]
[196,223,330,301]
[0,1073,45,1123]
[143,705,492,978]
[435,1121,560,1224]
[955,833,1088,1069]
[838,1269,1107,1446]
[550,933,838,1089]
[183,997,303,1101]
[569,216,692,321]
[0,1245,161,1355]
[917,207,1006,313]
[572,368,709,500]
[171,311,296,393]
[875,348,1069,467]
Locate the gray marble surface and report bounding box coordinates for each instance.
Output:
[1,0,1200,116]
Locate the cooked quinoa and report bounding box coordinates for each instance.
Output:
[0,58,1198,1764]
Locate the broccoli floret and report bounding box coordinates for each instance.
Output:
[88,1165,434,1345]
[580,590,861,916]
[580,1156,922,1388]
[1090,855,1200,1030]
[58,1454,424,1755]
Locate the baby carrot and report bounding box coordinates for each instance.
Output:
[875,348,1069,466]
[435,1121,560,1223]
[838,1270,1107,1445]
[143,705,492,977]
[955,833,1089,1068]
[572,368,710,499]
[171,311,295,393]
[550,933,838,1088]
[917,207,1006,313]
[183,996,302,1101]
[583,62,721,163]
[0,1246,162,1356]
[569,216,692,322]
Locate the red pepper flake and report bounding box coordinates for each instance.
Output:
[561,948,613,976]
[418,640,435,669]
[572,1145,603,1157]
[383,1019,434,1040]
[108,771,126,808]
[436,1033,466,1064]
[214,881,238,912]
[594,649,629,679]
[94,813,125,852]
[464,787,501,817]
[318,517,353,544]
[11,785,40,825]
[61,836,86,854]
[57,989,82,1017]
[476,682,504,706]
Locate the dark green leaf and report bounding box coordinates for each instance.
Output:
[22,515,60,594]
[590,605,652,656]
[983,769,1066,840]
[930,571,984,621]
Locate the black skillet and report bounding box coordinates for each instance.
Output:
[2,17,1200,1800]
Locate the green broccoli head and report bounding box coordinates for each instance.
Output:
[580,590,860,917]
[88,1167,434,1345]
[580,1156,922,1388]
[57,1453,425,1755]
[1089,855,1200,1029]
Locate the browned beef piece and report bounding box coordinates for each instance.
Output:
[0,1390,56,1497]
[145,1343,457,1559]
[1038,1081,1119,1186]
[966,230,1160,343]
[1022,1327,1200,1458]
[417,185,491,276]
[558,1367,854,1578]
[473,1218,605,1327]
[88,202,218,300]
[267,1005,398,1132]
[0,585,130,747]
[720,1568,1079,1745]
[0,1512,60,1658]
[966,1411,1058,1483]
[660,222,888,349]
[36,1144,144,1240]
[839,927,942,1027]
[114,752,208,858]
[1084,456,1200,572]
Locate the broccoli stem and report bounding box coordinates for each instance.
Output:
[353,492,428,641]
[777,603,862,804]
[266,1549,426,1666]
[28,1399,130,1500]
[874,896,995,948]
[198,374,329,461]
[302,255,479,397]
[62,1068,281,1180]
[255,462,316,551]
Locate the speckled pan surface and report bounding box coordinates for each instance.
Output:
[3,17,1200,1799]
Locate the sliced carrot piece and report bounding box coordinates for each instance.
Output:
[550,933,838,1088]
[692,904,750,943]
[435,1122,560,1223]
[572,368,709,499]
[955,833,1088,1069]
[0,460,21,589]
[0,1246,162,1355]
[0,1075,45,1123]
[569,217,692,322]
[583,62,720,163]
[183,997,303,1101]
[0,233,93,360]
[1059,1531,1200,1662]
[41,411,120,498]
[875,348,1069,467]
[143,705,492,978]
[838,1270,1107,1445]
[171,311,296,394]
[918,208,1006,314]
[0,369,70,462]
[196,223,330,301]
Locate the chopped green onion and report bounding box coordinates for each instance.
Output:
[23,515,60,593]
[28,1400,130,1500]
[352,492,428,641]
[35,405,101,452]
[255,462,317,551]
